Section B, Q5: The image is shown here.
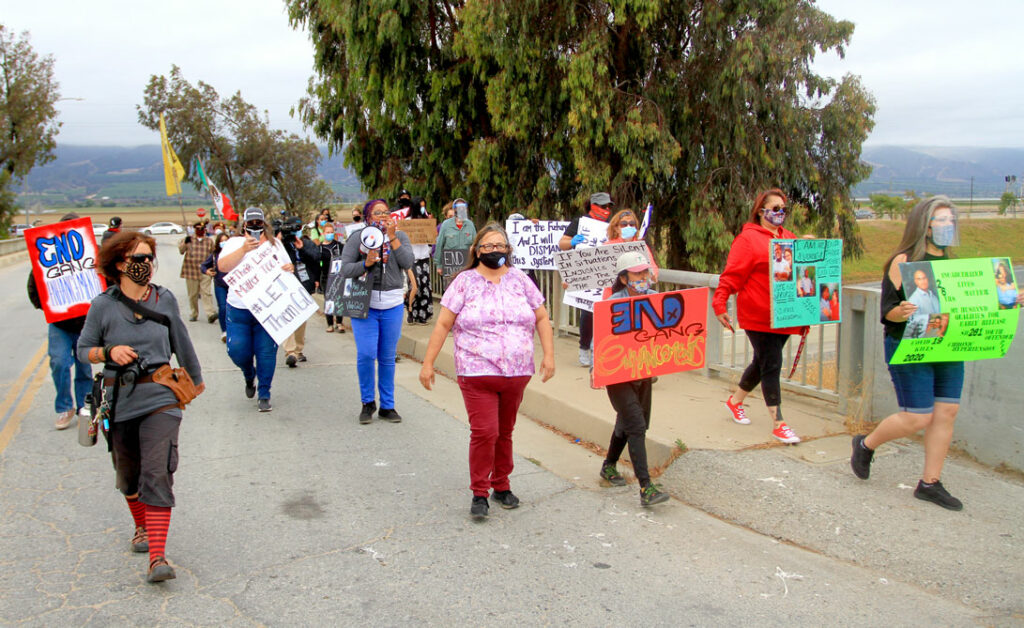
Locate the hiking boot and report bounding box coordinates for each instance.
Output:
[257,398,272,412]
[914,480,963,511]
[470,496,489,519]
[850,435,874,480]
[286,354,297,368]
[244,379,256,399]
[772,422,801,444]
[725,396,750,425]
[378,408,402,423]
[147,557,176,583]
[578,348,592,367]
[490,490,520,509]
[640,483,669,507]
[359,402,376,425]
[54,410,75,431]
[599,464,627,486]
[131,526,149,553]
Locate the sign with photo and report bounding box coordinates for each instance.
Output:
[441,248,468,278]
[25,217,107,323]
[770,239,843,327]
[592,288,709,387]
[323,258,371,319]
[506,219,570,270]
[889,257,1019,364]
[399,218,437,245]
[554,241,648,292]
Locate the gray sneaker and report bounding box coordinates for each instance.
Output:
[257,398,272,412]
[914,480,963,511]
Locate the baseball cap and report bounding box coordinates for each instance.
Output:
[243,207,265,223]
[590,192,613,206]
[616,251,650,274]
[109,216,122,228]
[508,213,526,221]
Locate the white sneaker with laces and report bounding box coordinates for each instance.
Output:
[578,348,592,367]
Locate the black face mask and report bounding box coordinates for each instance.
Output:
[352,215,362,222]
[245,226,264,239]
[478,251,506,269]
[123,261,152,286]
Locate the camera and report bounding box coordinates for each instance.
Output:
[120,356,151,394]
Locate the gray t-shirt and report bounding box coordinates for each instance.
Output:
[77,285,203,422]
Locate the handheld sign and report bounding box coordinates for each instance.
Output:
[25,217,106,323]
[592,288,709,387]
[399,218,437,245]
[574,216,610,248]
[563,287,603,313]
[554,241,649,292]
[506,219,570,270]
[770,239,843,327]
[323,258,372,319]
[889,257,1019,364]
[442,248,468,278]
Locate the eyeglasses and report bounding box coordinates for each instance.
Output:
[619,220,638,227]
[370,209,390,217]
[128,253,155,263]
[477,243,509,253]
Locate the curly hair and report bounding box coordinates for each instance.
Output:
[98,230,156,283]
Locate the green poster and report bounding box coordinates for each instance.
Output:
[770,239,843,328]
[889,257,1020,364]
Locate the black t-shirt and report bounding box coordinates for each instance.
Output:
[880,252,945,339]
[562,213,610,239]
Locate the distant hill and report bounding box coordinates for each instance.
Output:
[854,146,1024,199]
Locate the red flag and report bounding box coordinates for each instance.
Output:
[212,183,237,221]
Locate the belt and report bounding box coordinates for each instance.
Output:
[103,373,155,386]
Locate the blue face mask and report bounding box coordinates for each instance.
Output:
[219,241,226,249]
[325,232,335,242]
[930,224,956,247]
[293,230,302,238]
[620,226,637,240]
[319,220,327,227]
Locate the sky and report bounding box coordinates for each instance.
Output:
[4,1,1023,148]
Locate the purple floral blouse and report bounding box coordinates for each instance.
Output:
[441,267,545,377]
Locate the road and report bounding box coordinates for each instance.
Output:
[0,235,993,625]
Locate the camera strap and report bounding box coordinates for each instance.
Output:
[113,286,177,356]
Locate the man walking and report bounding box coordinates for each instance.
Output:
[178,221,218,322]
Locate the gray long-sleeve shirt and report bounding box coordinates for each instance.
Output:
[340,228,414,290]
[77,285,203,422]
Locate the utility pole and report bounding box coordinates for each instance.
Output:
[969,176,973,219]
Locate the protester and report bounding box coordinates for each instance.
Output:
[199,232,231,342]
[78,230,204,583]
[279,216,321,367]
[340,199,415,424]
[318,223,345,333]
[102,216,122,245]
[26,212,93,430]
[712,188,805,444]
[597,251,669,506]
[177,222,217,323]
[218,207,293,412]
[434,198,476,286]
[406,196,434,324]
[308,209,332,244]
[604,208,659,281]
[558,192,614,367]
[419,223,555,519]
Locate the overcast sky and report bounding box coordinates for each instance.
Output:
[4,1,1022,148]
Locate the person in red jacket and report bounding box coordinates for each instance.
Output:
[712,188,805,444]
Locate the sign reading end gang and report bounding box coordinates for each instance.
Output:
[25,217,107,323]
[223,241,316,344]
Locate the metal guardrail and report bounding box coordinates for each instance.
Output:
[0,238,27,257]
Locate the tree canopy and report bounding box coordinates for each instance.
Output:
[288,0,875,270]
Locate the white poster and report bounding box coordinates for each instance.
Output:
[563,288,603,313]
[575,216,610,248]
[505,219,570,270]
[554,241,649,291]
[223,242,317,344]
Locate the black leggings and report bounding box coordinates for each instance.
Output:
[604,378,653,485]
[738,330,790,407]
[579,310,593,350]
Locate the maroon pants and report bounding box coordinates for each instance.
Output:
[457,375,531,497]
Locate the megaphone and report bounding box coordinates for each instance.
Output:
[359,226,385,255]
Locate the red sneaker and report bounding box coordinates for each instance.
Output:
[725,396,750,425]
[772,422,801,444]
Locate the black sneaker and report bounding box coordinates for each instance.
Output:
[257,398,272,412]
[470,496,489,519]
[490,490,520,509]
[914,480,963,511]
[378,408,402,423]
[600,464,627,486]
[359,402,376,425]
[850,435,874,480]
[244,379,256,399]
[640,483,669,507]
[286,354,297,368]
[297,353,307,363]
[207,313,218,324]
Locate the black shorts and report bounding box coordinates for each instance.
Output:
[110,412,181,508]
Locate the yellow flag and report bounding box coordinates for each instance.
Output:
[159,113,185,196]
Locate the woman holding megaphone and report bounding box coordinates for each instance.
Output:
[340,199,415,425]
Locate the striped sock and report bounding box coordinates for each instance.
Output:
[126,496,146,529]
[145,504,172,562]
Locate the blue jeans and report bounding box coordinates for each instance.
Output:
[350,304,404,409]
[884,335,964,414]
[48,324,92,413]
[226,305,278,399]
[214,284,228,333]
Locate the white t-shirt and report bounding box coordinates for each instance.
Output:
[411,244,431,260]
[220,236,287,309]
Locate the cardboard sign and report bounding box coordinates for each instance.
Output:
[223,241,317,344]
[24,217,106,323]
[770,239,843,327]
[442,248,468,278]
[592,288,710,386]
[399,218,437,245]
[889,258,1019,364]
[506,219,570,270]
[554,241,648,291]
[323,258,372,319]
[574,215,610,248]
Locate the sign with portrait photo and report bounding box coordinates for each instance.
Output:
[25,217,107,323]
[770,239,843,327]
[324,258,372,319]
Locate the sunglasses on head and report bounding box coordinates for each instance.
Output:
[128,253,155,263]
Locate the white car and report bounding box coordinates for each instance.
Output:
[92,223,108,239]
[141,222,183,235]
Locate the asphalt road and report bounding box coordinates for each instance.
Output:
[0,236,991,626]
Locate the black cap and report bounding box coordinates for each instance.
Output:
[109,216,122,228]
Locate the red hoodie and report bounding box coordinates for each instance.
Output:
[712,222,804,335]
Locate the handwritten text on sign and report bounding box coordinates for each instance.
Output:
[223,241,316,344]
[25,217,106,323]
[442,248,468,278]
[554,241,648,291]
[505,219,570,270]
[770,238,843,327]
[574,216,610,248]
[592,288,709,386]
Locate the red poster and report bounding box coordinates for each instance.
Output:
[592,288,709,387]
[24,218,107,323]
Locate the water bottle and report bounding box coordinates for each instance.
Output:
[78,394,97,447]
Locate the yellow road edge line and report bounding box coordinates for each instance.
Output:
[0,343,48,421]
[0,355,50,454]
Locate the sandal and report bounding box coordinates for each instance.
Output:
[147,557,176,583]
[336,325,346,334]
[131,526,149,553]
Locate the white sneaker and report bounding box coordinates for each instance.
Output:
[78,407,91,417]
[578,348,592,367]
[54,410,75,430]
[220,332,227,343]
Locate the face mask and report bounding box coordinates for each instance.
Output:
[214,229,223,235]
[293,230,302,238]
[325,233,335,242]
[219,241,226,249]
[762,209,786,226]
[319,220,327,227]
[353,215,362,222]
[245,226,263,239]
[930,224,956,247]
[195,229,205,237]
[124,261,152,286]
[620,226,637,240]
[589,204,610,222]
[478,251,506,269]
[628,278,650,293]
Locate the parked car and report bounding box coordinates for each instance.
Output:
[92,223,108,239]
[141,222,183,235]
[8,224,31,235]
[854,209,876,219]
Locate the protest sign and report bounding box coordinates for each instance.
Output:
[223,241,316,344]
[399,218,437,245]
[563,288,603,313]
[25,217,106,323]
[344,222,363,238]
[770,239,843,327]
[506,219,570,270]
[575,216,610,248]
[442,248,468,278]
[554,241,648,291]
[889,257,1019,364]
[592,288,709,387]
[323,258,372,319]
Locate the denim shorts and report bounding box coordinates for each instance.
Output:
[884,335,964,414]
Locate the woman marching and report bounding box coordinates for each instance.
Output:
[712,188,805,444]
[406,196,434,324]
[199,232,231,343]
[419,223,555,519]
[318,222,345,333]
[597,251,669,506]
[604,208,659,281]
[77,231,204,582]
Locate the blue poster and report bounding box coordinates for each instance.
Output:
[770,239,843,328]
